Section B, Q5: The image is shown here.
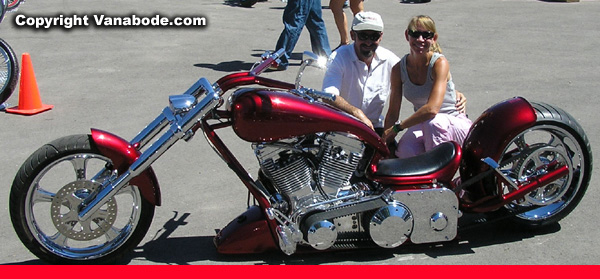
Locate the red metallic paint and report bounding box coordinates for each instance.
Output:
[91,128,161,206]
[214,206,278,254]
[230,89,389,155]
[459,97,537,202]
[216,72,295,93]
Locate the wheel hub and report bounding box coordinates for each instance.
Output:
[514,145,573,206]
[51,180,117,241]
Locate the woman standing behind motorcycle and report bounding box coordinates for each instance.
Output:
[382,15,472,159]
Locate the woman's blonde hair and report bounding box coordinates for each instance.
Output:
[407,15,442,53]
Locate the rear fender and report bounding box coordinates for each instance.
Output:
[459,97,536,199]
[90,128,161,206]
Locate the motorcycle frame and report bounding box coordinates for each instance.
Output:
[81,51,572,254]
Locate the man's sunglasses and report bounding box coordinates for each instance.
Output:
[355,32,382,41]
[408,29,435,39]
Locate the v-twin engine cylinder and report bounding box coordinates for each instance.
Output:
[254,132,365,214]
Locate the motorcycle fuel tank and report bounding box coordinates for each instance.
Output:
[229,89,388,153]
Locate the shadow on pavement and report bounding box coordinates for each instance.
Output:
[0,210,561,265]
[194,60,257,72]
[193,51,304,72]
[121,211,561,265]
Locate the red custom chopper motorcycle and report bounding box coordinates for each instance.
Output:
[9,50,592,264]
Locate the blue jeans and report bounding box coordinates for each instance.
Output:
[275,0,331,67]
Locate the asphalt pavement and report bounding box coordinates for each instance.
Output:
[1,0,599,265]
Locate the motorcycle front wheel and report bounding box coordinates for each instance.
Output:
[9,134,155,264]
[493,102,592,227]
[0,38,19,105]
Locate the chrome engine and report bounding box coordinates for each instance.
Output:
[255,132,365,214]
[254,132,459,254]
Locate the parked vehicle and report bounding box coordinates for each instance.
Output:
[0,38,19,110]
[9,49,592,264]
[6,0,24,11]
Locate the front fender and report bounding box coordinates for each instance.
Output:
[91,128,161,206]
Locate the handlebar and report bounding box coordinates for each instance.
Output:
[213,48,335,106]
[246,49,334,104]
[250,48,286,76]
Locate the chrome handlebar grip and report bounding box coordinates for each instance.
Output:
[250,48,286,76]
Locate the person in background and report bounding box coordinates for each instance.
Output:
[328,0,364,50]
[271,0,332,71]
[382,15,472,158]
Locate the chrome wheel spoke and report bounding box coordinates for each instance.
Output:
[104,226,121,242]
[31,187,55,204]
[79,218,96,235]
[59,210,79,226]
[548,134,563,148]
[62,193,83,209]
[90,209,111,226]
[48,231,69,248]
[531,155,544,169]
[70,156,88,180]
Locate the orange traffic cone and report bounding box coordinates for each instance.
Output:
[6,53,53,115]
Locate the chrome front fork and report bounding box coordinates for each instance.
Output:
[78,78,221,221]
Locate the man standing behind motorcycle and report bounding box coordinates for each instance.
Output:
[381,15,472,159]
[322,12,467,138]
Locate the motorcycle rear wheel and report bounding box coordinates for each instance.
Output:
[10,134,155,264]
[0,38,19,105]
[493,102,592,227]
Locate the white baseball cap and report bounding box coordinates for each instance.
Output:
[351,11,384,32]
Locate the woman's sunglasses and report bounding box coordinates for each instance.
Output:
[355,32,382,41]
[408,29,435,39]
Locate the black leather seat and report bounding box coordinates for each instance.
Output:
[375,141,458,177]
